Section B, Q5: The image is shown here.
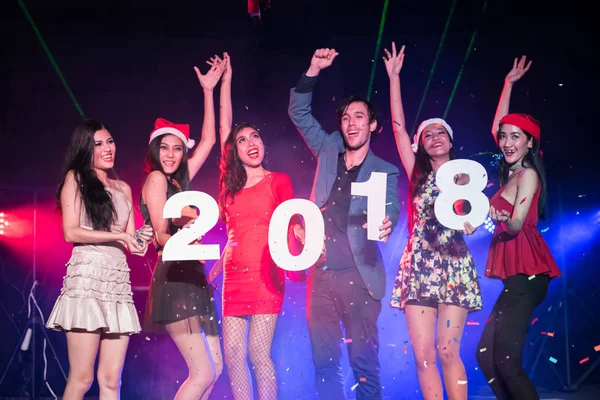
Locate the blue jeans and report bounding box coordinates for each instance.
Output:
[306,267,382,400]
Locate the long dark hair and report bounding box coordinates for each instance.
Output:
[55,119,116,232]
[498,131,547,219]
[407,132,456,230]
[144,134,191,191]
[217,123,261,221]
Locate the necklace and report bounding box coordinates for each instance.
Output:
[509,161,523,171]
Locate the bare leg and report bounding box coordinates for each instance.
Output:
[97,332,130,400]
[63,330,101,400]
[436,305,468,400]
[166,316,216,400]
[223,316,252,400]
[248,314,278,400]
[405,305,443,400]
[201,334,224,400]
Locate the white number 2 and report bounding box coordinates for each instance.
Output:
[351,172,387,241]
[434,159,490,230]
[162,191,221,261]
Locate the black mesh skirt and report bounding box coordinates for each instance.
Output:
[143,257,218,336]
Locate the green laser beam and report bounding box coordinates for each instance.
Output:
[366,0,390,102]
[443,0,489,119]
[410,0,457,134]
[17,0,85,118]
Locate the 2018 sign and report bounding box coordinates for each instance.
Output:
[161,160,489,271]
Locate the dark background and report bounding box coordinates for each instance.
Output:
[1,0,598,399]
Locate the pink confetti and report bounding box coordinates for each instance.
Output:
[486,182,495,188]
[466,320,480,326]
[580,357,590,364]
[531,317,539,326]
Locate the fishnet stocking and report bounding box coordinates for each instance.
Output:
[223,314,278,400]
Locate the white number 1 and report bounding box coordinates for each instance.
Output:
[351,172,387,241]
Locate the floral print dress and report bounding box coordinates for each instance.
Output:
[390,172,482,312]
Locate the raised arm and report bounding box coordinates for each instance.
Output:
[60,171,141,252]
[383,42,415,177]
[491,56,532,143]
[188,60,226,180]
[288,48,339,156]
[217,53,233,152]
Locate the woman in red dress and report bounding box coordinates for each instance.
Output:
[476,56,561,400]
[209,53,294,400]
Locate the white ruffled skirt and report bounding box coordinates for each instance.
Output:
[46,247,141,334]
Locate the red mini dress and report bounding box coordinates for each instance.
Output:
[485,182,561,280]
[222,173,294,316]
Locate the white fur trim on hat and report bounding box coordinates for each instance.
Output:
[412,118,453,153]
[149,127,195,149]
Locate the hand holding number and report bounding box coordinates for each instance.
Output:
[489,205,510,222]
[383,42,405,78]
[363,215,392,242]
[194,57,225,91]
[462,221,477,235]
[505,56,532,85]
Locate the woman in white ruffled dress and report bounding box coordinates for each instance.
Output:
[46,119,151,400]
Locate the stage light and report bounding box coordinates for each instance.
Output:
[484,216,495,233]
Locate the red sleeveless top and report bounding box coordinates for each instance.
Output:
[485,182,561,280]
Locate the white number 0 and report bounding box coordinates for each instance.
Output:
[434,159,490,230]
[162,191,221,261]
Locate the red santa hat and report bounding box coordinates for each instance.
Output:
[149,118,195,149]
[499,113,540,141]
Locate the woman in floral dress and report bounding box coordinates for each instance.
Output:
[384,42,482,400]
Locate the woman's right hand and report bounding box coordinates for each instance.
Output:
[383,42,405,79]
[489,205,511,222]
[505,55,532,85]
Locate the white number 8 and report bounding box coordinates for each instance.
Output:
[434,159,490,230]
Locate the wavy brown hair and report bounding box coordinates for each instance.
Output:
[217,123,262,221]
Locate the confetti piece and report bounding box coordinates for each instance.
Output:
[351,383,359,391]
[343,338,352,343]
[580,357,590,364]
[531,317,538,326]
[453,338,459,343]
[360,377,367,382]
[228,241,238,246]
[487,315,493,323]
[528,275,536,280]
[403,345,407,354]
[447,320,450,328]
[520,197,527,204]
[547,332,555,337]
[486,182,495,188]
[488,378,495,384]
[594,345,600,352]
[467,320,480,326]
[479,348,487,353]
[457,380,468,385]
[549,357,557,364]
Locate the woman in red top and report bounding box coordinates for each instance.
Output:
[476,56,561,400]
[208,53,294,400]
